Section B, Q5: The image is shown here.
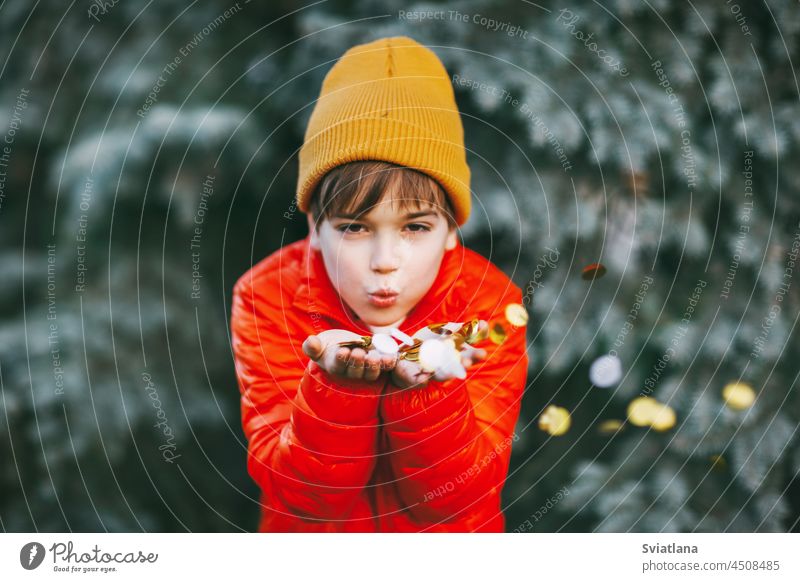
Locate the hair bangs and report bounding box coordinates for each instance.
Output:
[308,161,456,228]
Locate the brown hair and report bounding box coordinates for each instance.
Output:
[307,161,457,230]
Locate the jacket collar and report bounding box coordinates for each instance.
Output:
[291,234,467,336]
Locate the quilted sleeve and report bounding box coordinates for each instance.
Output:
[380,283,529,526]
[231,274,384,522]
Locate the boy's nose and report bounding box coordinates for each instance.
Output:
[370,237,401,273]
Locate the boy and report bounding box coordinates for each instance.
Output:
[231,36,528,532]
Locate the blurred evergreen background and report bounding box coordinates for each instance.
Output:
[1,0,799,532]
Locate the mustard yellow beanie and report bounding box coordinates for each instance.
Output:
[296,36,471,226]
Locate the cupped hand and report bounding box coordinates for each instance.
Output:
[302,330,396,382]
[389,344,488,389]
[388,359,436,390]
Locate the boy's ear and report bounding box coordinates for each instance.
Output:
[445,226,457,251]
[306,213,321,250]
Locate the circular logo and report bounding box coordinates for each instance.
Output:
[20,542,46,570]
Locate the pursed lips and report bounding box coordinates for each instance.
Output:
[367,288,400,307]
[368,288,399,297]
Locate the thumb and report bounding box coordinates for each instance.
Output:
[302,335,323,360]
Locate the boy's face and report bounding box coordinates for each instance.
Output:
[307,191,457,328]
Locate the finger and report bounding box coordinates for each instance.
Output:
[411,369,434,389]
[389,360,409,387]
[396,361,423,388]
[331,347,350,375]
[394,360,413,378]
[381,354,398,372]
[461,347,487,369]
[302,335,323,360]
[346,348,367,379]
[363,352,382,382]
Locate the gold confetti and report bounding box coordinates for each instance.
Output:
[336,335,372,350]
[460,319,484,343]
[598,419,624,434]
[427,322,454,336]
[581,263,607,280]
[489,322,506,346]
[505,303,529,327]
[626,170,651,197]
[489,322,507,345]
[710,454,727,472]
[539,405,571,436]
[627,397,676,431]
[627,397,659,427]
[472,322,489,342]
[398,338,423,361]
[722,381,756,411]
[650,403,676,431]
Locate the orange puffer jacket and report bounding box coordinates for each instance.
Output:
[230,234,528,532]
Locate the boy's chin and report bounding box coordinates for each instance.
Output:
[355,306,405,328]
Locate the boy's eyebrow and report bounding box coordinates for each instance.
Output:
[333,210,439,220]
[404,210,438,219]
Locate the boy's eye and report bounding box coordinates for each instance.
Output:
[336,223,365,233]
[405,223,431,233]
[335,223,431,234]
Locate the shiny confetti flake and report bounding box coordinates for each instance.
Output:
[598,419,624,434]
[539,405,572,436]
[489,322,507,345]
[627,396,676,431]
[650,403,676,431]
[722,381,756,411]
[336,335,372,350]
[581,263,607,280]
[710,454,727,472]
[505,303,529,327]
